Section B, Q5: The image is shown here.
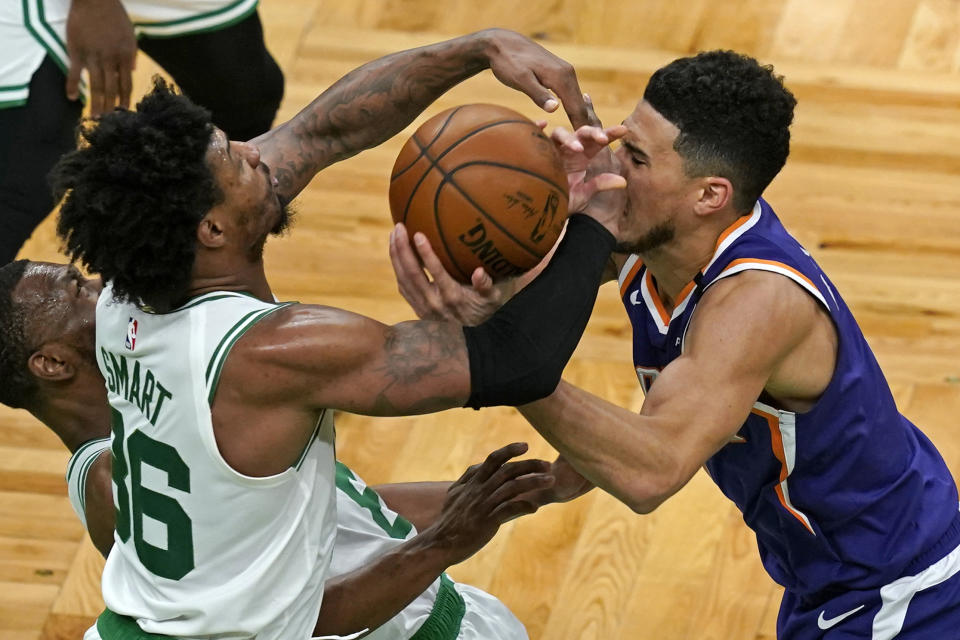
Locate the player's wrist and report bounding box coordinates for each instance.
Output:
[469,28,503,69]
[407,526,466,568]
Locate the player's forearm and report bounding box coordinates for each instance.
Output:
[313,529,455,636]
[519,381,687,514]
[84,453,117,557]
[371,481,452,531]
[259,30,497,203]
[463,214,615,407]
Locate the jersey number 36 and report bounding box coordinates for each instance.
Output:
[111,408,195,580]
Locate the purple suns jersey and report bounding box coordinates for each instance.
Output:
[618,198,960,598]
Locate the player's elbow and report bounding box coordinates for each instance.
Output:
[620,470,686,515]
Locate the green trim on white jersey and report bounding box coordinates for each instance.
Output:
[66,438,110,531]
[134,0,258,38]
[204,302,294,404]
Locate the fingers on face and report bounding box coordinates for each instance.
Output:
[551,126,584,153]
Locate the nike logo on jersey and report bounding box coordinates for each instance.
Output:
[817,604,865,630]
[629,290,642,305]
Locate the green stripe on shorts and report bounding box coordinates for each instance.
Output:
[410,573,466,640]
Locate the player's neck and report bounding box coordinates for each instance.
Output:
[641,209,743,308]
[187,256,275,305]
[33,378,111,453]
[640,226,724,308]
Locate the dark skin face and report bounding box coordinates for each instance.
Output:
[15,262,102,368]
[203,128,292,261]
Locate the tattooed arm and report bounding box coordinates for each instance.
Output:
[228,304,472,417]
[251,28,588,204]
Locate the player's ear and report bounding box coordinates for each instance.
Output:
[27,344,76,382]
[693,177,732,217]
[197,211,227,249]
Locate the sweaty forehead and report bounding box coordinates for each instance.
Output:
[14,262,70,303]
[11,262,73,344]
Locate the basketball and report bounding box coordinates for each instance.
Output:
[389,103,569,283]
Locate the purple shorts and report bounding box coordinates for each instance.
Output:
[778,542,960,638]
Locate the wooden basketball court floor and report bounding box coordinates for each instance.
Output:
[3,1,960,638]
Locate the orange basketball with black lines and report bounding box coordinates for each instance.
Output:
[389,103,569,283]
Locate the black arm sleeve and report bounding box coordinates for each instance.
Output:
[463,214,615,408]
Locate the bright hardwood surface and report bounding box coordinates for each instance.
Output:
[3,1,960,638]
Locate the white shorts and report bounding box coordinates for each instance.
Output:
[455,582,529,640]
[0,0,258,107]
[84,582,528,640]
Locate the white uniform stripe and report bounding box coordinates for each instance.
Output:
[715,263,829,309]
[23,0,68,68]
[702,200,762,274]
[617,254,641,290]
[753,402,816,535]
[640,274,669,335]
[872,519,960,639]
[134,0,258,37]
[820,274,840,310]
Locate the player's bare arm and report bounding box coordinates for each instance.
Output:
[519,271,837,513]
[238,305,472,414]
[252,29,589,203]
[209,304,475,475]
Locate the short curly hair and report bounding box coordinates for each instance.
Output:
[644,50,796,213]
[53,78,223,312]
[0,260,37,409]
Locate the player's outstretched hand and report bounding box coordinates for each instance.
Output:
[389,223,510,326]
[66,0,137,115]
[424,442,554,565]
[548,95,628,239]
[481,29,590,128]
[547,95,627,215]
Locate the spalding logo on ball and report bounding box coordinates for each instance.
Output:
[389,103,570,283]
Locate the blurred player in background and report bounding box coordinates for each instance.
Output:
[47,28,623,639]
[0,259,591,638]
[0,0,284,264]
[392,51,960,639]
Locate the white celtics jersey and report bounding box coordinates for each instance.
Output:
[1,0,259,108]
[66,442,526,639]
[94,284,337,639]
